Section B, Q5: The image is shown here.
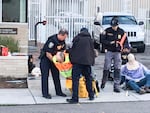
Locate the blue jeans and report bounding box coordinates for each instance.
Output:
[127,74,150,92]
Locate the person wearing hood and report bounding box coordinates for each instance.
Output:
[121,53,150,94]
[66,28,95,104]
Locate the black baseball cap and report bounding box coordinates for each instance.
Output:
[111,18,119,26]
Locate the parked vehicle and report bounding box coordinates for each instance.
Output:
[93,12,145,53]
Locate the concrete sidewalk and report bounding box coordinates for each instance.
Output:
[1,53,150,105]
[1,77,150,105]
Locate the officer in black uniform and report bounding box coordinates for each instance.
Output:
[100,17,130,92]
[40,29,68,99]
[66,28,95,104]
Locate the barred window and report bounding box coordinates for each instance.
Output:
[2,0,27,23]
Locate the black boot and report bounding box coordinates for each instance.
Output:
[101,70,109,89]
[114,69,121,93]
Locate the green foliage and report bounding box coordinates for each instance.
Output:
[0,36,20,52]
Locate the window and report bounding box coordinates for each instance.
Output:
[2,0,27,22]
[102,15,137,25]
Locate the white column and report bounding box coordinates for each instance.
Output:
[20,0,26,22]
[84,0,88,17]
[96,0,101,12]
[0,0,2,22]
[123,0,132,13]
[40,0,47,43]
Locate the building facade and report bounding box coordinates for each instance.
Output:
[0,0,28,78]
[0,0,150,45]
[0,0,28,53]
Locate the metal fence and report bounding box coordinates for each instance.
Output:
[28,0,41,41]
[28,0,96,43]
[144,18,150,45]
[28,0,150,44]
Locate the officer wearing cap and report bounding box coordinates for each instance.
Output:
[40,29,68,99]
[100,17,129,92]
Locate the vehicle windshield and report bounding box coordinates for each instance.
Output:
[102,15,137,25]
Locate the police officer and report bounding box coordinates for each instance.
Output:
[66,28,95,104]
[100,17,129,92]
[40,29,68,99]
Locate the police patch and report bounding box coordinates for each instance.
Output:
[48,42,54,48]
[107,33,113,36]
[57,45,62,50]
[118,35,121,39]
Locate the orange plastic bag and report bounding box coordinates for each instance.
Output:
[65,77,88,98]
[78,77,88,98]
[0,46,8,56]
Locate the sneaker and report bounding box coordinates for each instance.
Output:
[43,94,52,99]
[56,93,67,97]
[114,88,120,93]
[138,88,146,95]
[66,99,78,104]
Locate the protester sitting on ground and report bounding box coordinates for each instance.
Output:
[121,53,150,94]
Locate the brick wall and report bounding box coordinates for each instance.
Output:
[0,56,28,78]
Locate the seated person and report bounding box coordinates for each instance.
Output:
[28,55,35,73]
[121,53,150,94]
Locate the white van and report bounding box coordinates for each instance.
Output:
[93,12,145,53]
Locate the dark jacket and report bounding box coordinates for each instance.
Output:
[68,31,95,65]
[39,34,66,59]
[101,27,129,52]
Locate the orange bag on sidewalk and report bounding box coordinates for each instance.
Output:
[78,77,89,98]
[65,77,88,98]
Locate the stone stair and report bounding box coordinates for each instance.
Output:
[28,41,44,67]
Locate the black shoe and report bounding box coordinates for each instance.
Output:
[114,88,120,93]
[101,83,105,89]
[43,94,52,99]
[56,93,67,97]
[89,97,94,101]
[66,99,78,104]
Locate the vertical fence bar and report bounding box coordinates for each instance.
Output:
[0,0,2,22]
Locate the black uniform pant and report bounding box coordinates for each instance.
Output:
[40,57,62,96]
[71,64,94,102]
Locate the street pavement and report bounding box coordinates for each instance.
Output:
[1,50,150,105]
